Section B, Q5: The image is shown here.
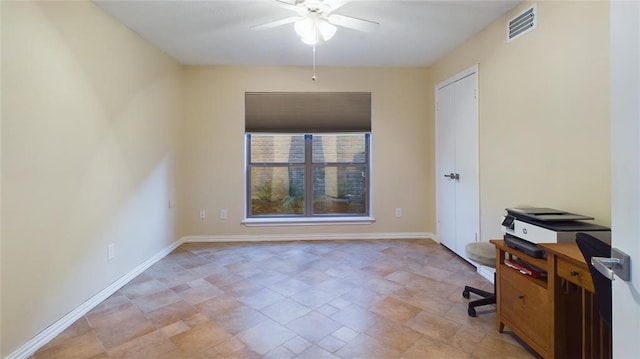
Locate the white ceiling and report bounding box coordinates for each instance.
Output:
[93,0,522,67]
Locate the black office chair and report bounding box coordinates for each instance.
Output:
[462,242,496,317]
[576,232,612,326]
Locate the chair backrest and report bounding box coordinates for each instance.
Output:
[576,232,612,326]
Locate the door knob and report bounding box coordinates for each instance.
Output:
[444,173,460,180]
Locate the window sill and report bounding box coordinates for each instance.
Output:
[242,216,376,227]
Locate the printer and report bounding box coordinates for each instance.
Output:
[501,207,611,258]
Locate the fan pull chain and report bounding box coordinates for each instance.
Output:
[312,45,317,81]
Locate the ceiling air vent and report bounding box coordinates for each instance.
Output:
[507,4,536,42]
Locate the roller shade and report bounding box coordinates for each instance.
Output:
[245,92,371,133]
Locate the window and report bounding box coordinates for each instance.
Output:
[246,133,370,218]
[244,92,372,223]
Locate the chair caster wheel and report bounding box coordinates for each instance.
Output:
[462,289,470,299]
[468,306,477,317]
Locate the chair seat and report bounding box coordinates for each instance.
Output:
[466,242,496,268]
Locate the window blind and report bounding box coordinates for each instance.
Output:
[245,92,371,133]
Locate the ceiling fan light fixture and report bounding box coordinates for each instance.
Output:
[294,16,315,39]
[294,14,337,45]
[300,34,319,45]
[317,18,337,41]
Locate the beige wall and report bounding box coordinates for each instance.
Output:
[427,1,611,241]
[1,1,182,356]
[180,66,433,237]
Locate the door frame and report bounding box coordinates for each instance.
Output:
[435,64,482,272]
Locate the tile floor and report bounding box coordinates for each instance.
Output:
[33,239,537,358]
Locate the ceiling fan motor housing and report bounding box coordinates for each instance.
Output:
[297,0,332,14]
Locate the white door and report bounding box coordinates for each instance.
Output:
[436,66,479,261]
[436,81,457,252]
[610,1,639,357]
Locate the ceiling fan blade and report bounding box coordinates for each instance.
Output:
[251,16,301,30]
[325,0,349,15]
[327,14,379,32]
[275,0,305,14]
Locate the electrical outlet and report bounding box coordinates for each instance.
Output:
[220,209,228,219]
[199,209,206,219]
[108,243,115,261]
[395,208,402,217]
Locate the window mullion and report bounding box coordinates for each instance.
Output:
[245,135,252,216]
[304,134,313,216]
[365,133,370,216]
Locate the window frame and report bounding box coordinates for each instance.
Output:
[244,133,373,225]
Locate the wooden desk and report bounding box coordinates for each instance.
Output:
[491,240,611,359]
[541,243,611,359]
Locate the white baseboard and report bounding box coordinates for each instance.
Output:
[6,238,185,359]
[181,232,434,243]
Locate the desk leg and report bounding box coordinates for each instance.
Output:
[495,246,505,333]
[547,253,556,359]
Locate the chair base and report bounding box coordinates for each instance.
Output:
[462,274,496,317]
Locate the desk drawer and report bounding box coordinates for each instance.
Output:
[501,266,549,352]
[557,258,594,293]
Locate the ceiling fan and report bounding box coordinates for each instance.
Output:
[252,0,380,45]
